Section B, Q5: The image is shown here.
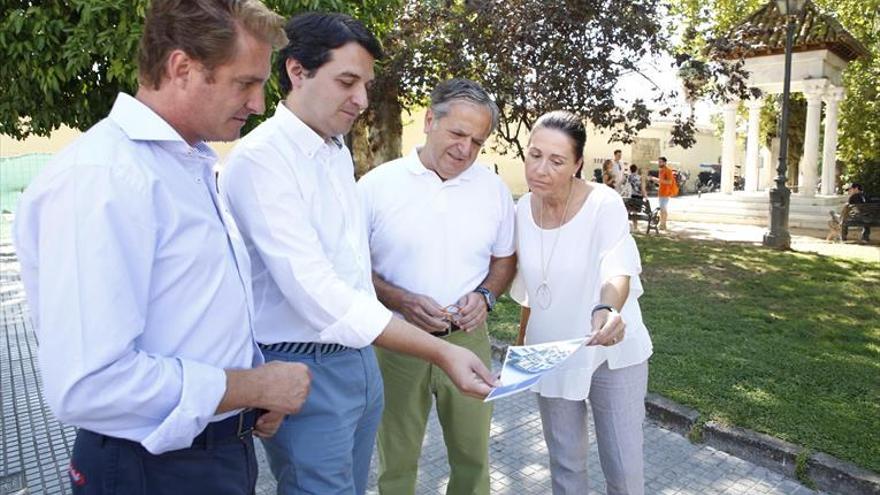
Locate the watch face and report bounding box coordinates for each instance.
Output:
[477,288,495,310]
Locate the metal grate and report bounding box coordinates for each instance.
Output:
[1,245,75,495]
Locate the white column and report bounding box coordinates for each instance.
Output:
[721,100,739,193]
[821,87,844,195]
[763,136,780,189]
[799,81,826,197]
[744,97,763,192]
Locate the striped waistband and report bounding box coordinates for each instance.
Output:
[258,341,351,355]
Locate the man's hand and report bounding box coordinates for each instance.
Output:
[253,361,312,414]
[219,361,311,416]
[399,293,449,332]
[454,292,488,332]
[586,309,626,346]
[254,410,286,438]
[436,344,499,399]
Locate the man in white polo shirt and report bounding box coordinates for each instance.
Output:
[359,78,517,495]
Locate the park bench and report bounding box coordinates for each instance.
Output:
[624,196,660,235]
[827,201,880,242]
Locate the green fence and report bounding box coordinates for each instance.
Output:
[1,153,52,214]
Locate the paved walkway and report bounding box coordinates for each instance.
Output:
[1,243,824,495]
[658,221,879,263]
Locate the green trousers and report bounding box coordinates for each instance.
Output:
[376,325,493,495]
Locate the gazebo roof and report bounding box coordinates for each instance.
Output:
[721,0,869,61]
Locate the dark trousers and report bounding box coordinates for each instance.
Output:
[69,428,258,495]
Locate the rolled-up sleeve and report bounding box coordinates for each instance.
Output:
[597,197,644,300]
[222,145,392,349]
[15,165,228,454]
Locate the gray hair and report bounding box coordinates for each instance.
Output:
[429,78,499,134]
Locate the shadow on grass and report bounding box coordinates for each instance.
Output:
[636,235,879,473]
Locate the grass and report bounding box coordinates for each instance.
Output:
[488,235,880,473]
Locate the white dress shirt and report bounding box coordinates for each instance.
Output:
[510,186,653,400]
[13,93,259,454]
[220,103,392,348]
[358,149,516,308]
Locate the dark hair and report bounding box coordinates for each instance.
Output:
[430,78,499,134]
[533,110,586,178]
[630,164,638,173]
[659,156,668,165]
[850,183,863,191]
[278,12,383,94]
[533,111,586,162]
[614,149,622,155]
[138,0,286,90]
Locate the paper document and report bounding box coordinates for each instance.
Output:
[485,337,587,402]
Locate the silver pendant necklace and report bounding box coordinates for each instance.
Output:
[537,180,574,309]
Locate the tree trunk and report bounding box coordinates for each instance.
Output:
[369,80,403,170]
[351,118,374,179]
[350,78,403,180]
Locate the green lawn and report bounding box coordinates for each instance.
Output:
[488,235,880,473]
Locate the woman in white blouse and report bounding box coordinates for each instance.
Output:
[511,111,653,495]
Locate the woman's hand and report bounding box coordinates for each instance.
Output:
[586,308,626,346]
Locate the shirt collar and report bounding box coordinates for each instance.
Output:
[108,93,216,159]
[274,102,344,159]
[405,147,478,183]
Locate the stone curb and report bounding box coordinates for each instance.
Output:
[489,339,880,495]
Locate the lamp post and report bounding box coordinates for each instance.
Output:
[763,0,806,249]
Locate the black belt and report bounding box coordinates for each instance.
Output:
[190,408,260,447]
[90,408,260,450]
[259,341,351,355]
[430,322,463,338]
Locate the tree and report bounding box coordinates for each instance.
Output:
[0,0,375,139]
[0,1,145,139]
[373,0,752,164]
[670,0,880,192]
[3,0,747,179]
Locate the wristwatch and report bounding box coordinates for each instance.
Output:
[474,287,496,312]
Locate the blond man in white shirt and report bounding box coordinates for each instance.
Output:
[220,14,496,495]
[359,79,517,495]
[14,2,312,494]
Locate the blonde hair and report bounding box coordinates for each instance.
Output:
[138,0,286,89]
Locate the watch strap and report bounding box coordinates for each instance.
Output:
[474,287,495,312]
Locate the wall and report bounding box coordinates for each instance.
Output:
[402,109,728,195]
[2,110,731,198]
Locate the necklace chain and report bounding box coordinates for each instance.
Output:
[537,180,574,309]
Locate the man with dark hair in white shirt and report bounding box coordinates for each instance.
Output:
[14,1,312,494]
[220,12,497,495]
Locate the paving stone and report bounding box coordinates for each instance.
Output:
[1,247,829,495]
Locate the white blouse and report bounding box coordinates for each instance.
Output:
[510,185,653,400]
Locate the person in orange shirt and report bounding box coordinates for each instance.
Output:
[657,156,677,230]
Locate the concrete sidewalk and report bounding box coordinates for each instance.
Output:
[1,245,823,495]
[656,221,879,263]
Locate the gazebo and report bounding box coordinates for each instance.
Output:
[717,0,869,197]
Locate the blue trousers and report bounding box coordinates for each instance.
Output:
[261,345,384,495]
[69,428,258,495]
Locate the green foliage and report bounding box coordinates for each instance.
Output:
[386,0,746,160]
[831,0,880,193]
[670,0,880,192]
[0,0,146,139]
[795,449,817,489]
[0,0,397,140]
